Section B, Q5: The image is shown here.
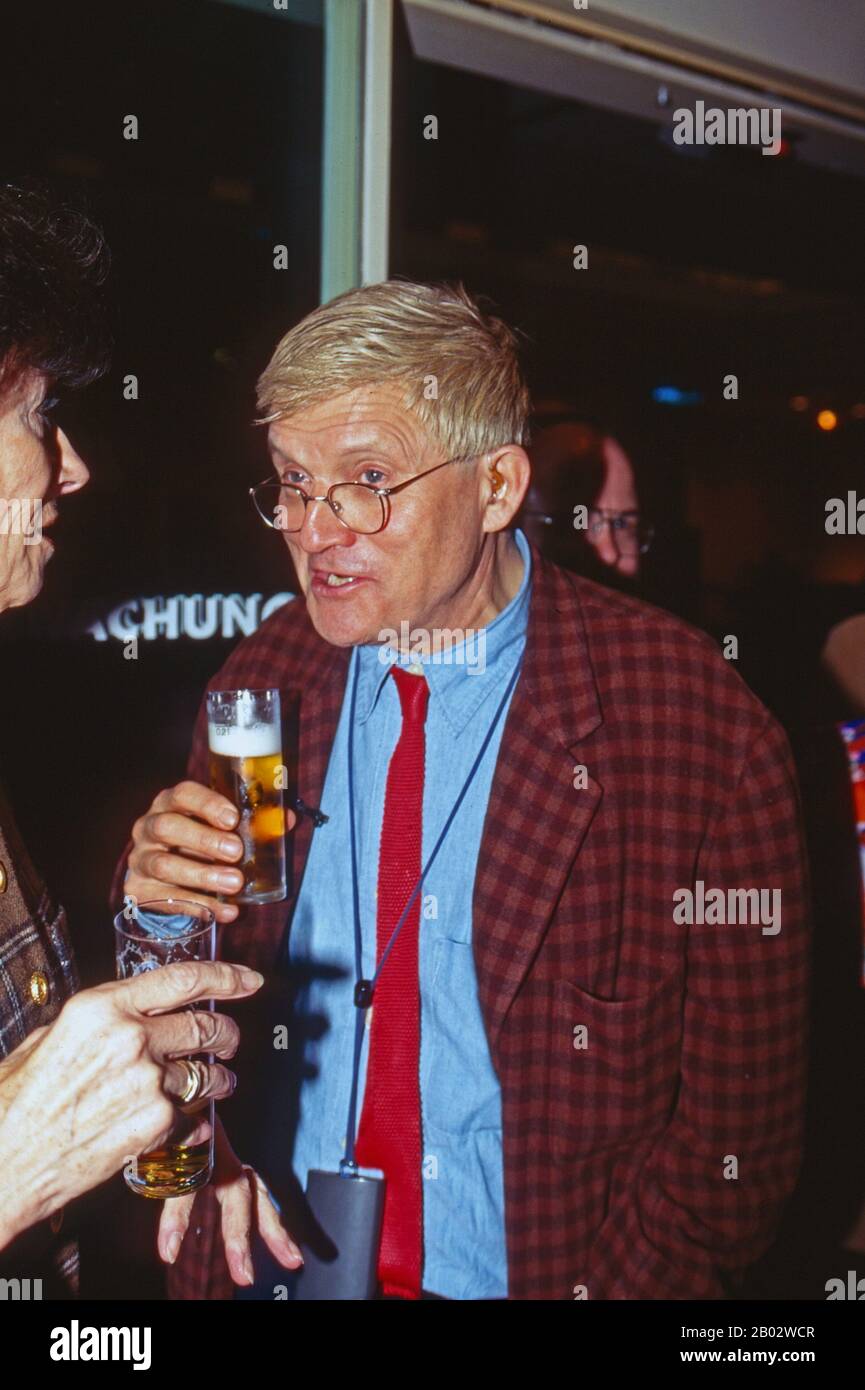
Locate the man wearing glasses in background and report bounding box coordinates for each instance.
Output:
[118,280,809,1301]
[520,416,653,579]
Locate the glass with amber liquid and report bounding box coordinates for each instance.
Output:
[206,688,287,905]
[114,899,216,1198]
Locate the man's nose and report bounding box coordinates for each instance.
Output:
[588,523,639,576]
[588,522,617,565]
[56,428,90,494]
[295,495,357,550]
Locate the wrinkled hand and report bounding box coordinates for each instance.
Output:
[0,961,263,1249]
[157,1116,303,1285]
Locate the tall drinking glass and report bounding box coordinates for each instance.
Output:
[206,688,287,905]
[114,898,216,1198]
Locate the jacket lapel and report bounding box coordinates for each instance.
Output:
[472,544,603,1053]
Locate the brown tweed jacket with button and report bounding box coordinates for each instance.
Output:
[0,779,80,1297]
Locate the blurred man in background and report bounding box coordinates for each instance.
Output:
[520,415,652,579]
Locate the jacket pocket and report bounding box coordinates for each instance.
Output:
[548,971,682,1161]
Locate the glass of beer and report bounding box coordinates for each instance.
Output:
[206,687,287,905]
[113,898,216,1199]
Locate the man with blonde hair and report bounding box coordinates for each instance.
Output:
[120,279,809,1301]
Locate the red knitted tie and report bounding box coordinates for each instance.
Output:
[354,664,429,1299]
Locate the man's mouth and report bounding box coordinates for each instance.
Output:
[309,568,369,596]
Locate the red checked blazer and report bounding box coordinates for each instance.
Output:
[161,540,810,1301]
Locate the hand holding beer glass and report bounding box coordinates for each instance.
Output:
[206,689,287,906]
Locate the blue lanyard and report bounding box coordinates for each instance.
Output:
[339,648,525,1174]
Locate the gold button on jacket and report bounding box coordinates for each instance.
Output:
[29,970,50,1006]
[0,781,76,1059]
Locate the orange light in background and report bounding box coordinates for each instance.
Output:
[817,409,838,432]
[789,395,809,412]
[851,403,865,420]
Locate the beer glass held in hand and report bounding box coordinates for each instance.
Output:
[206,688,287,906]
[114,899,216,1199]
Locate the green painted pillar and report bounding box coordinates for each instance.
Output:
[321,0,363,301]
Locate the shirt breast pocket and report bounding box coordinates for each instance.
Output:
[421,938,503,1137]
[548,971,682,1162]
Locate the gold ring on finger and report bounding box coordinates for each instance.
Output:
[176,1057,206,1106]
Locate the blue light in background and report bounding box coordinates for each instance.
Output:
[651,385,704,406]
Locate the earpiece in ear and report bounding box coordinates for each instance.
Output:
[490,465,506,499]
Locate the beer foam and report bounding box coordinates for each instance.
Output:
[207,722,280,757]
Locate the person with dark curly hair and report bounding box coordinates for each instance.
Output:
[0,184,280,1297]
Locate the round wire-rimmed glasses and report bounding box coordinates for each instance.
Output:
[249,455,471,535]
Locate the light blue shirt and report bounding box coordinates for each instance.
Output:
[283,528,532,1298]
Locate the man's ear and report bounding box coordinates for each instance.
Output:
[481,446,531,533]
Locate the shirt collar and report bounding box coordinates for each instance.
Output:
[352,527,533,736]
